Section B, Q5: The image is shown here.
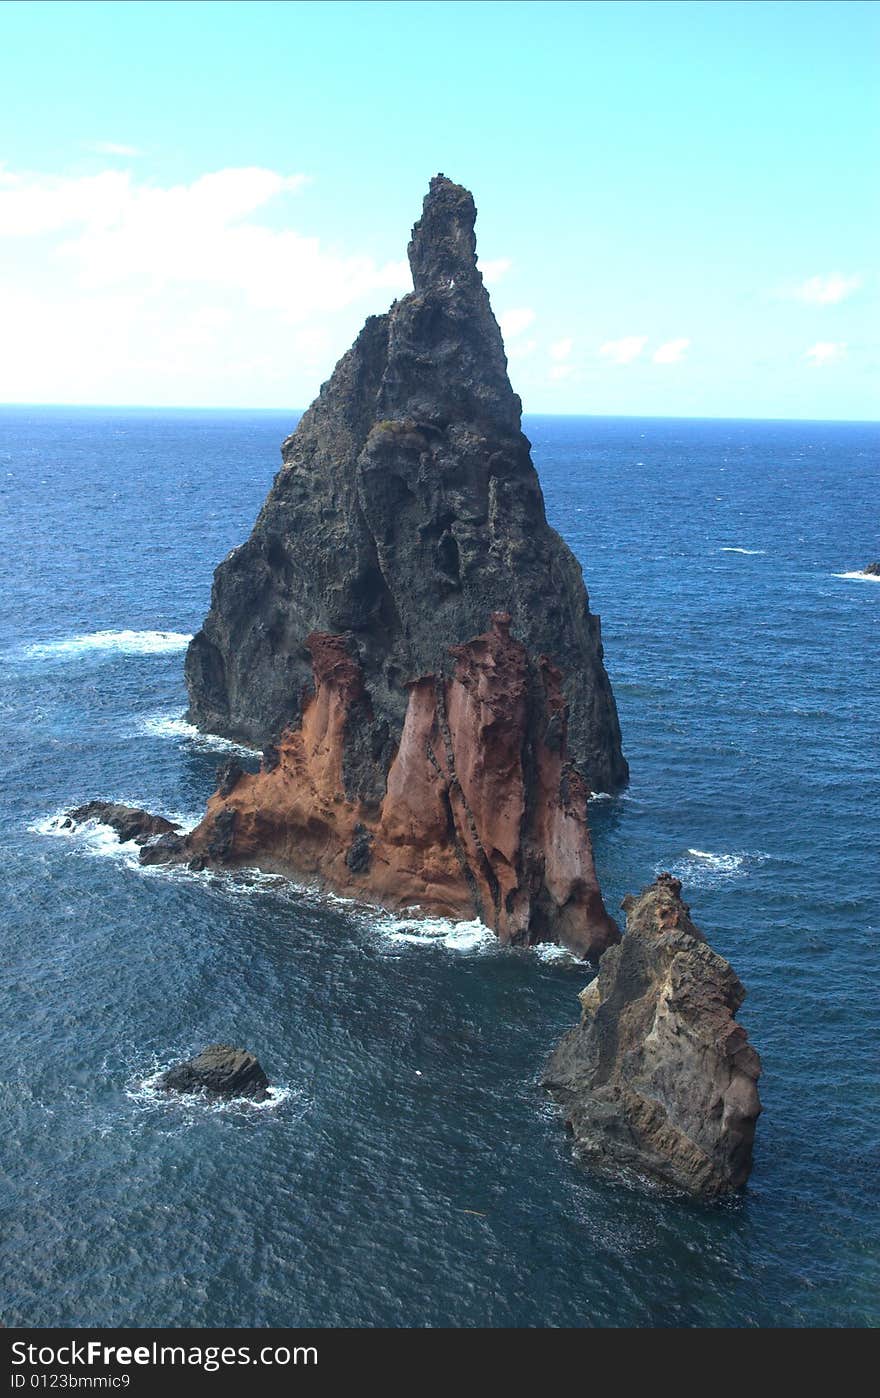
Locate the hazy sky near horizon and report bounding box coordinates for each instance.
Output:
[0,0,877,418]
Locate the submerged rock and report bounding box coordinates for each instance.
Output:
[542,874,762,1195]
[159,1045,270,1101]
[65,801,180,845]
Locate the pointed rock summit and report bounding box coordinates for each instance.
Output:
[180,175,628,954]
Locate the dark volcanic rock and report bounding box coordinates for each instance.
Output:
[261,742,281,773]
[216,758,244,798]
[205,807,237,863]
[139,831,188,865]
[863,561,880,576]
[66,801,180,846]
[345,822,373,874]
[160,1044,270,1101]
[185,173,627,798]
[543,874,762,1195]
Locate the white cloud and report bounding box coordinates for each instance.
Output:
[0,166,409,321]
[0,165,306,237]
[499,307,536,340]
[0,163,419,404]
[87,142,142,158]
[788,273,861,305]
[599,335,647,365]
[550,336,573,361]
[653,337,690,364]
[507,337,538,362]
[478,257,512,285]
[548,363,573,381]
[804,340,847,365]
[171,305,233,347]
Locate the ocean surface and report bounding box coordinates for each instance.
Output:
[1,406,877,1328]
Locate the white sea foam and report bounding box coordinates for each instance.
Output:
[137,710,259,759]
[531,941,581,965]
[686,848,744,872]
[831,570,880,583]
[29,812,146,871]
[374,913,496,954]
[659,847,768,890]
[719,547,766,555]
[24,629,192,659]
[371,910,588,962]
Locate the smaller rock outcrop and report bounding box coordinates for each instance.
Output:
[159,1045,270,1101]
[862,561,880,576]
[65,801,180,845]
[543,873,761,1196]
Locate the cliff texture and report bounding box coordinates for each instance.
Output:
[171,612,618,956]
[164,175,630,952]
[543,874,762,1194]
[185,174,627,798]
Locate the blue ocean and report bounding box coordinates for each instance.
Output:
[1,406,877,1328]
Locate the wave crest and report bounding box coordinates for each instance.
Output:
[137,711,259,758]
[24,629,192,659]
[659,847,768,890]
[374,913,496,954]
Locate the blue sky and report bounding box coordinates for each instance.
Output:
[0,0,876,417]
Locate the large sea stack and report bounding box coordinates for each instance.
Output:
[178,175,627,955]
[543,874,762,1194]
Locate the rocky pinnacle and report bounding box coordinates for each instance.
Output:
[185,174,628,798]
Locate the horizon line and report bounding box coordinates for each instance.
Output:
[1,402,878,427]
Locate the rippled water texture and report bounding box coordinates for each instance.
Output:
[1,407,877,1327]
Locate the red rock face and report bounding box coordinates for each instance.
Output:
[186,615,619,958]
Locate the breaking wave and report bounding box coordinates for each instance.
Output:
[719,547,766,555]
[832,570,880,583]
[660,847,768,890]
[373,913,496,955]
[531,941,582,965]
[24,629,192,659]
[136,710,259,759]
